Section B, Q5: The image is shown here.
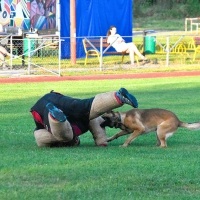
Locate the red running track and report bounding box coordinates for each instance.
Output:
[1,71,200,84]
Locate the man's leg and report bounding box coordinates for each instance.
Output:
[89,88,138,120]
[0,46,12,57]
[34,128,80,147]
[46,102,74,142]
[0,52,5,62]
[48,113,74,142]
[0,52,7,69]
[33,103,78,147]
[89,116,107,146]
[34,129,58,147]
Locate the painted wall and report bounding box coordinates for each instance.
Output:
[30,0,56,30]
[0,0,56,31]
[0,0,30,30]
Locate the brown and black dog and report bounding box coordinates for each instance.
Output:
[101,108,200,147]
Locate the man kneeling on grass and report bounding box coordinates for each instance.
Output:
[30,89,138,147]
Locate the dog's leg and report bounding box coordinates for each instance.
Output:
[156,134,161,146]
[107,130,129,142]
[157,137,167,148]
[157,129,173,148]
[157,123,176,148]
[156,130,167,148]
[121,130,142,147]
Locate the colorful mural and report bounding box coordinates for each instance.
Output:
[0,0,30,30]
[0,0,56,31]
[30,0,56,30]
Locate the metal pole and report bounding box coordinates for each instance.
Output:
[143,30,147,56]
[185,18,187,32]
[70,0,76,64]
[100,37,103,71]
[166,36,170,67]
[57,0,61,76]
[28,38,31,74]
[10,35,13,69]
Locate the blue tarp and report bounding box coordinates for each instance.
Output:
[60,0,132,59]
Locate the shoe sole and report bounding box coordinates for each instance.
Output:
[46,103,66,122]
[119,88,138,108]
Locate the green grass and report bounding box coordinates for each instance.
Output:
[134,17,185,31]
[1,77,200,199]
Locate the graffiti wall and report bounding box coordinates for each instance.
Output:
[0,0,56,31]
[0,0,30,30]
[30,0,56,30]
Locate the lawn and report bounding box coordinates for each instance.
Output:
[0,77,200,200]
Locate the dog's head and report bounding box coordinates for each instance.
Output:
[100,111,119,128]
[100,111,127,130]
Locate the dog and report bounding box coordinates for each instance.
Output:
[101,108,200,147]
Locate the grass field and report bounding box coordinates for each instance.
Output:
[1,77,200,200]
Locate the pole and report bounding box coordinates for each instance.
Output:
[143,30,147,56]
[28,38,31,74]
[70,0,76,64]
[166,36,169,67]
[100,37,103,71]
[57,0,61,76]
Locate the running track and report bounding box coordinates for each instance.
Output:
[1,71,200,84]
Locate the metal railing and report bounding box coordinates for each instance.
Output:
[1,32,200,76]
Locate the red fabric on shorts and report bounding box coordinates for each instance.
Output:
[71,123,83,136]
[31,110,44,125]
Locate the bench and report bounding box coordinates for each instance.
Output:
[82,38,139,65]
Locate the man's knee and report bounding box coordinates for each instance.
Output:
[34,129,57,147]
[89,117,108,146]
[48,113,73,142]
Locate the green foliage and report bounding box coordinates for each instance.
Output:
[135,0,200,16]
[185,0,200,17]
[134,0,200,30]
[0,78,200,199]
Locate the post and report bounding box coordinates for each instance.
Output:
[70,0,76,64]
[99,37,103,71]
[57,0,61,76]
[143,30,148,56]
[28,38,31,74]
[10,35,13,69]
[185,18,187,32]
[166,36,170,67]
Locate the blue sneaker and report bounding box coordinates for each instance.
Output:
[118,88,138,108]
[46,103,67,122]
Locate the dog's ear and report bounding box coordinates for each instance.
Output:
[100,112,115,128]
[102,111,115,118]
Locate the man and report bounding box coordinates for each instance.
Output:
[0,45,18,69]
[30,88,138,147]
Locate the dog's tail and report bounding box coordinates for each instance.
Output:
[179,121,200,130]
